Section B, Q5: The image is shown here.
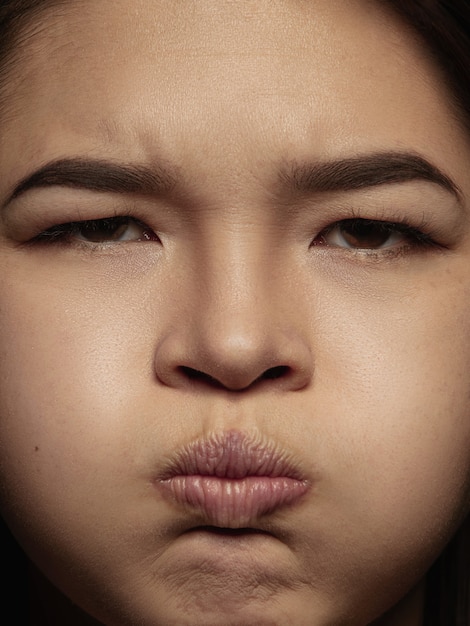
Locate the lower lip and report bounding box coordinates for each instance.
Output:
[159,475,309,527]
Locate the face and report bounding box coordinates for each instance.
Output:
[0,0,470,624]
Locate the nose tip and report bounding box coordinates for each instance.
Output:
[154,326,313,392]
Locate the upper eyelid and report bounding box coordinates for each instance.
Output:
[355,216,434,233]
[314,217,438,249]
[322,217,429,234]
[32,215,153,241]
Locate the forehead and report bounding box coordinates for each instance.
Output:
[0,0,467,193]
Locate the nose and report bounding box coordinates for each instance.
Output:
[155,321,313,392]
[154,258,313,393]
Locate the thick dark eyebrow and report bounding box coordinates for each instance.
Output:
[281,152,461,201]
[5,157,177,205]
[5,151,461,209]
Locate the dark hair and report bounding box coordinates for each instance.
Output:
[385,0,470,130]
[0,0,71,121]
[0,1,470,624]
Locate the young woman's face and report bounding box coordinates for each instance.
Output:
[1,0,470,624]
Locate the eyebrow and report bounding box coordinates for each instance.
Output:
[5,157,177,205]
[4,151,461,209]
[281,152,461,200]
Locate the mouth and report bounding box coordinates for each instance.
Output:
[188,526,269,536]
[156,430,310,528]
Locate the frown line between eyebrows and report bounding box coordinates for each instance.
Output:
[280,151,462,203]
[2,158,178,209]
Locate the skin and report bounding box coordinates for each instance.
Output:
[0,0,470,624]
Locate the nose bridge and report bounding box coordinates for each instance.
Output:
[154,223,313,392]
[200,230,270,323]
[189,228,282,360]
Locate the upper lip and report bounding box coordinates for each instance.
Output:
[158,429,306,481]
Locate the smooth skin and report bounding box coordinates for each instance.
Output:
[0,0,470,624]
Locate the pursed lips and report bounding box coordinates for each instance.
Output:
[156,429,310,528]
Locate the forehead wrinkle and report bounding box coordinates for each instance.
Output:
[0,1,86,127]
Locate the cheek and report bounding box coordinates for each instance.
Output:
[0,265,151,522]
[0,267,169,620]
[308,268,470,556]
[277,268,470,618]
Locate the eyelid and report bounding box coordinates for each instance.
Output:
[27,215,160,246]
[311,217,441,253]
[297,182,465,244]
[2,188,161,239]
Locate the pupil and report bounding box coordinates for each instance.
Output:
[340,220,391,248]
[80,219,128,242]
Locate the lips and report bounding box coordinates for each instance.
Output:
[157,430,309,528]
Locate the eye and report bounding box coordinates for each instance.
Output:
[33,216,160,244]
[313,218,432,250]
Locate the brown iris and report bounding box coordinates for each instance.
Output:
[333,219,397,249]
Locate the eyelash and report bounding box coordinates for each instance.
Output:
[29,216,159,245]
[312,217,438,252]
[27,214,440,255]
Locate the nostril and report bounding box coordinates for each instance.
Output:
[178,364,292,390]
[258,365,290,381]
[178,366,225,389]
